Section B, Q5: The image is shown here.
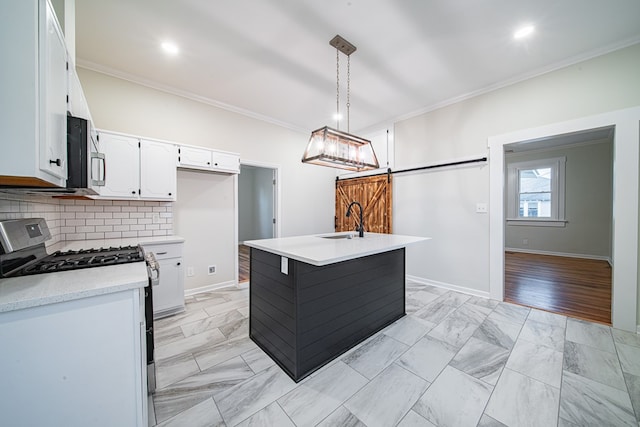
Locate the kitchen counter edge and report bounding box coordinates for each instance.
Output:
[244,232,430,266]
[0,263,148,313]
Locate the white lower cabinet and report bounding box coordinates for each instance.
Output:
[0,289,147,427]
[142,241,185,318]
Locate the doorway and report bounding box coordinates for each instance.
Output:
[238,163,279,283]
[502,131,613,324]
[488,106,640,332]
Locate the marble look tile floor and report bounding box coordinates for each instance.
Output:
[151,280,640,427]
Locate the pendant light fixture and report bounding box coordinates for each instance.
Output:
[302,35,379,171]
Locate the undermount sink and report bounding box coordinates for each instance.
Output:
[318,234,356,239]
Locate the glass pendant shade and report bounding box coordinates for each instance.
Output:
[302,126,380,171]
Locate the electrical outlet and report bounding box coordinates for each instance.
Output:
[208,265,216,275]
[152,213,160,223]
[476,203,488,213]
[523,239,529,245]
[187,267,195,277]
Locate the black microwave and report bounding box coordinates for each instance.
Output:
[67,115,105,193]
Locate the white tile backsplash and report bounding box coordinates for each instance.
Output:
[0,193,63,248]
[0,193,173,244]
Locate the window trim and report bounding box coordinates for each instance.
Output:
[506,157,566,227]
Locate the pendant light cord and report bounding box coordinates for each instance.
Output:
[336,48,340,129]
[347,55,351,134]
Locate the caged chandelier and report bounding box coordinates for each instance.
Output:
[302,35,379,171]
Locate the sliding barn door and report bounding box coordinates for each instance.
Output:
[335,175,393,234]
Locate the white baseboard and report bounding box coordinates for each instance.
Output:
[406,275,492,299]
[184,280,238,297]
[505,247,612,266]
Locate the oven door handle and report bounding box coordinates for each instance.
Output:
[150,270,160,286]
[145,252,160,284]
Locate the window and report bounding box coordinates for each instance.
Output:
[506,157,566,226]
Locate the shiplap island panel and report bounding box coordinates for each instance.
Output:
[244,232,429,382]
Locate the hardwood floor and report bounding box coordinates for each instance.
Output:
[239,244,250,283]
[504,251,612,325]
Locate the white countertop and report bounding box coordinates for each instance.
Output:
[244,232,430,266]
[0,263,148,313]
[0,235,184,314]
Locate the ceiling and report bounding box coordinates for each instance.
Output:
[74,0,640,134]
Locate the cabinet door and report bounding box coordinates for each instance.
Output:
[153,257,184,316]
[178,146,212,170]
[211,151,240,173]
[99,132,140,198]
[39,0,67,179]
[140,140,177,201]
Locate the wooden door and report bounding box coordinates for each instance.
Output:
[336,174,392,234]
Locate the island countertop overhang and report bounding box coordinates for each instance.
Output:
[244,232,430,266]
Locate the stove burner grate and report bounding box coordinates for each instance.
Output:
[8,245,144,277]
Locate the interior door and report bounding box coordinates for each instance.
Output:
[335,174,393,234]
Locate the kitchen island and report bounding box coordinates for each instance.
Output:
[244,232,428,382]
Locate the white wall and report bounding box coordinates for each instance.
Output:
[393,44,640,305]
[175,169,235,289]
[78,68,335,290]
[505,140,613,259]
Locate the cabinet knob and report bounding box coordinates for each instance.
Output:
[207,162,210,165]
[177,262,181,266]
[168,193,172,196]
[215,163,218,166]
[49,158,61,166]
[131,191,136,194]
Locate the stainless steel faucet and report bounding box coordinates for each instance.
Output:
[346,201,364,238]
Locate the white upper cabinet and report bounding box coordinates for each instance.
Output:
[211,151,240,173]
[177,145,240,174]
[40,0,68,180]
[97,131,177,201]
[0,0,68,187]
[178,146,212,170]
[99,133,140,198]
[140,140,177,200]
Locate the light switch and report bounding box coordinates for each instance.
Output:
[281,256,288,275]
[476,203,488,213]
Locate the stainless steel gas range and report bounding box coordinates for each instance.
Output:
[0,217,158,392]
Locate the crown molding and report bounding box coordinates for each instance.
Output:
[76,59,308,134]
[359,38,640,134]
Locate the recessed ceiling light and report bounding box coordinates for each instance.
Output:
[514,25,535,40]
[161,41,179,55]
